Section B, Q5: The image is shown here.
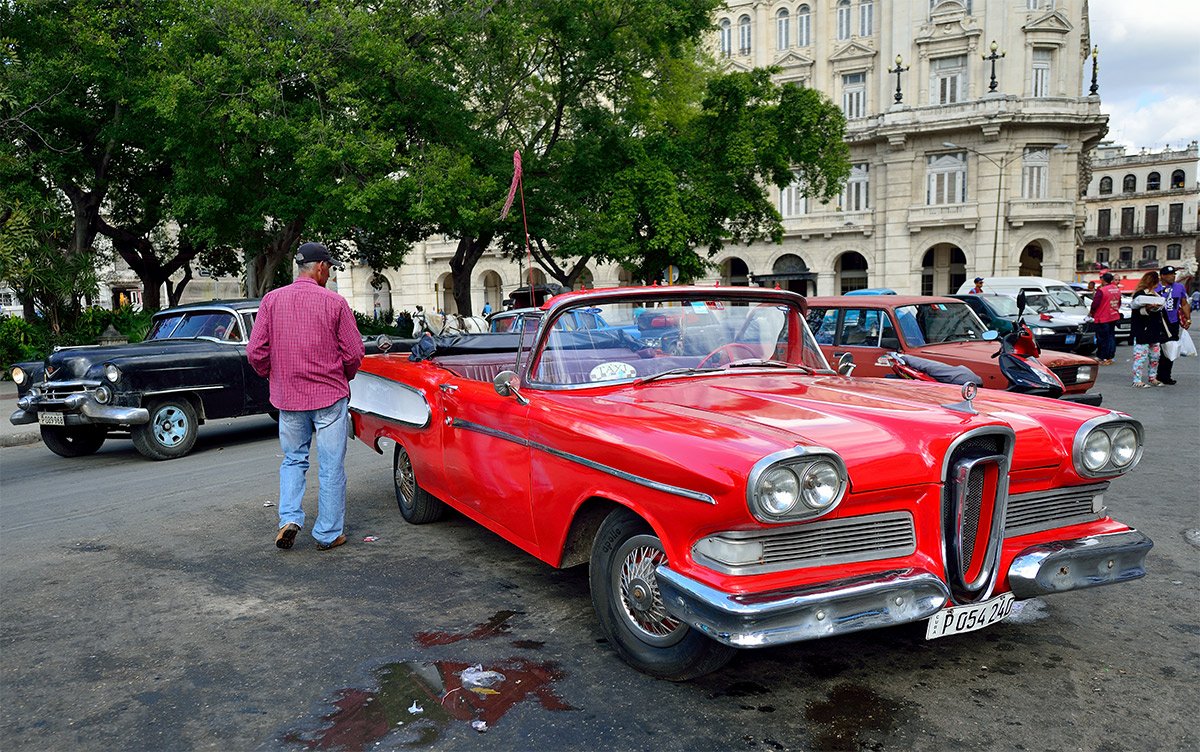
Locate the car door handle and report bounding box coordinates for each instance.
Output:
[439,383,458,393]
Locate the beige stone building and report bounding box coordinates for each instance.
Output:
[1079,141,1199,284]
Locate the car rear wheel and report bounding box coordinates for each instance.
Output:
[132,398,198,460]
[590,508,736,680]
[394,443,445,523]
[40,425,107,457]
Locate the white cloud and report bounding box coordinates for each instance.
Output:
[1089,0,1200,149]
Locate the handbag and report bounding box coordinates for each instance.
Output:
[1179,328,1197,357]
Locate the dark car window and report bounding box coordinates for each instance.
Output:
[147,314,186,340]
[839,309,885,347]
[806,308,837,345]
[147,311,237,340]
[896,303,983,345]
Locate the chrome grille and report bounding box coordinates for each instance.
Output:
[1052,366,1082,385]
[696,511,916,575]
[942,430,1012,603]
[1005,482,1106,537]
[960,462,986,574]
[39,380,95,399]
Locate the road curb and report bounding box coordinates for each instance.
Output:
[1,430,41,448]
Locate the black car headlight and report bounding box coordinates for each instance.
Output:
[93,385,113,404]
[1073,415,1143,478]
[747,448,849,523]
[11,366,26,386]
[104,363,121,383]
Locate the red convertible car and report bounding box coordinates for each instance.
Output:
[349,286,1151,679]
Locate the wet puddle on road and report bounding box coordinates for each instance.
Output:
[804,683,904,751]
[281,657,574,750]
[413,610,524,647]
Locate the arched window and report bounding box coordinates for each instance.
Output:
[776,8,790,50]
[718,18,731,57]
[1146,172,1161,190]
[837,252,869,294]
[1122,174,1136,193]
[1098,176,1112,195]
[738,15,752,55]
[1170,169,1185,189]
[837,1,851,40]
[859,0,874,36]
[797,5,812,46]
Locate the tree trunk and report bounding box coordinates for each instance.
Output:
[530,240,592,289]
[247,219,305,297]
[98,221,206,312]
[166,262,194,307]
[448,232,494,315]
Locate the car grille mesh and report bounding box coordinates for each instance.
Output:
[960,463,986,574]
[1051,366,1082,385]
[759,511,915,570]
[1005,482,1106,537]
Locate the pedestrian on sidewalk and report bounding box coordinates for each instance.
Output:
[1129,271,1169,388]
[1154,266,1191,385]
[1088,272,1122,365]
[248,242,365,551]
[969,277,985,294]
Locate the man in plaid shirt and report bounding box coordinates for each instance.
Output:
[248,242,365,551]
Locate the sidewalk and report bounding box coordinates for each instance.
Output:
[0,380,40,447]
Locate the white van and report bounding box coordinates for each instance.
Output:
[956,276,1089,315]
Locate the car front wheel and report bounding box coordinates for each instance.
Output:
[590,508,736,680]
[40,425,107,457]
[132,398,198,460]
[394,443,445,523]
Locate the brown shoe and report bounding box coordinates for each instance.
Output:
[275,523,300,550]
[316,534,347,551]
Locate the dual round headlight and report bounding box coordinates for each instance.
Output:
[751,455,847,522]
[1076,419,1141,476]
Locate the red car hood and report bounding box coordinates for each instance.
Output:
[594,373,1099,493]
[911,340,1094,368]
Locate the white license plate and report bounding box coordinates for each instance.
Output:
[38,412,65,426]
[925,592,1015,640]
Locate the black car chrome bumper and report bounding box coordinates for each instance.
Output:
[11,392,150,426]
[654,567,951,648]
[1006,529,1152,598]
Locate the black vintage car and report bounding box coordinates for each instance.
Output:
[9,300,272,460]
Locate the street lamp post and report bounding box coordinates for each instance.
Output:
[1089,46,1100,96]
[889,55,910,104]
[982,40,1006,93]
[943,141,1070,277]
[944,142,1010,277]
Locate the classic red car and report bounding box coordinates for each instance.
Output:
[349,286,1151,679]
[805,295,1100,399]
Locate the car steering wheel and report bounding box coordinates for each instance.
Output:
[698,343,761,369]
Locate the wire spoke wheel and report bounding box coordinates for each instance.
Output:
[612,535,686,647]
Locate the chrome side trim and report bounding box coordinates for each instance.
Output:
[1007,530,1153,598]
[655,566,950,648]
[142,385,225,397]
[452,418,715,505]
[347,372,431,429]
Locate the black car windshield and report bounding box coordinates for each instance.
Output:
[983,296,1021,316]
[146,311,239,341]
[896,303,985,345]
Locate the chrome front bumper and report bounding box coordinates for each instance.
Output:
[1006,529,1152,598]
[654,567,951,648]
[11,392,149,427]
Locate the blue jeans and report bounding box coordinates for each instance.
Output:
[277,397,348,544]
[1094,321,1117,361]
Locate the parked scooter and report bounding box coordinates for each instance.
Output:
[884,291,1078,401]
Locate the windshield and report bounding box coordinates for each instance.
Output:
[895,303,985,345]
[146,311,239,341]
[530,296,829,386]
[984,296,1020,316]
[1022,292,1062,313]
[1047,285,1085,308]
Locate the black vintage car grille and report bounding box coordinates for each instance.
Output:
[38,380,94,399]
[943,433,1011,602]
[1051,366,1083,385]
[1005,482,1106,537]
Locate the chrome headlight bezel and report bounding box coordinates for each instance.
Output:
[747,447,849,524]
[1073,414,1144,478]
[93,384,113,404]
[103,363,121,383]
[11,366,27,386]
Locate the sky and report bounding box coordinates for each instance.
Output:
[1088,0,1200,151]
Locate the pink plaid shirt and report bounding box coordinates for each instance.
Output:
[247,277,365,411]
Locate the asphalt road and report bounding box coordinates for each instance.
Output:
[1,355,1198,751]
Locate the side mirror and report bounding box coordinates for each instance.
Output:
[375,334,393,353]
[493,370,529,405]
[837,352,856,376]
[982,330,1000,341]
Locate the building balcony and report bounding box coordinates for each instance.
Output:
[1082,227,1195,243]
[906,203,979,233]
[859,95,1105,146]
[1006,198,1075,228]
[780,210,875,239]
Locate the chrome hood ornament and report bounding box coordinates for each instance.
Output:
[942,382,979,416]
